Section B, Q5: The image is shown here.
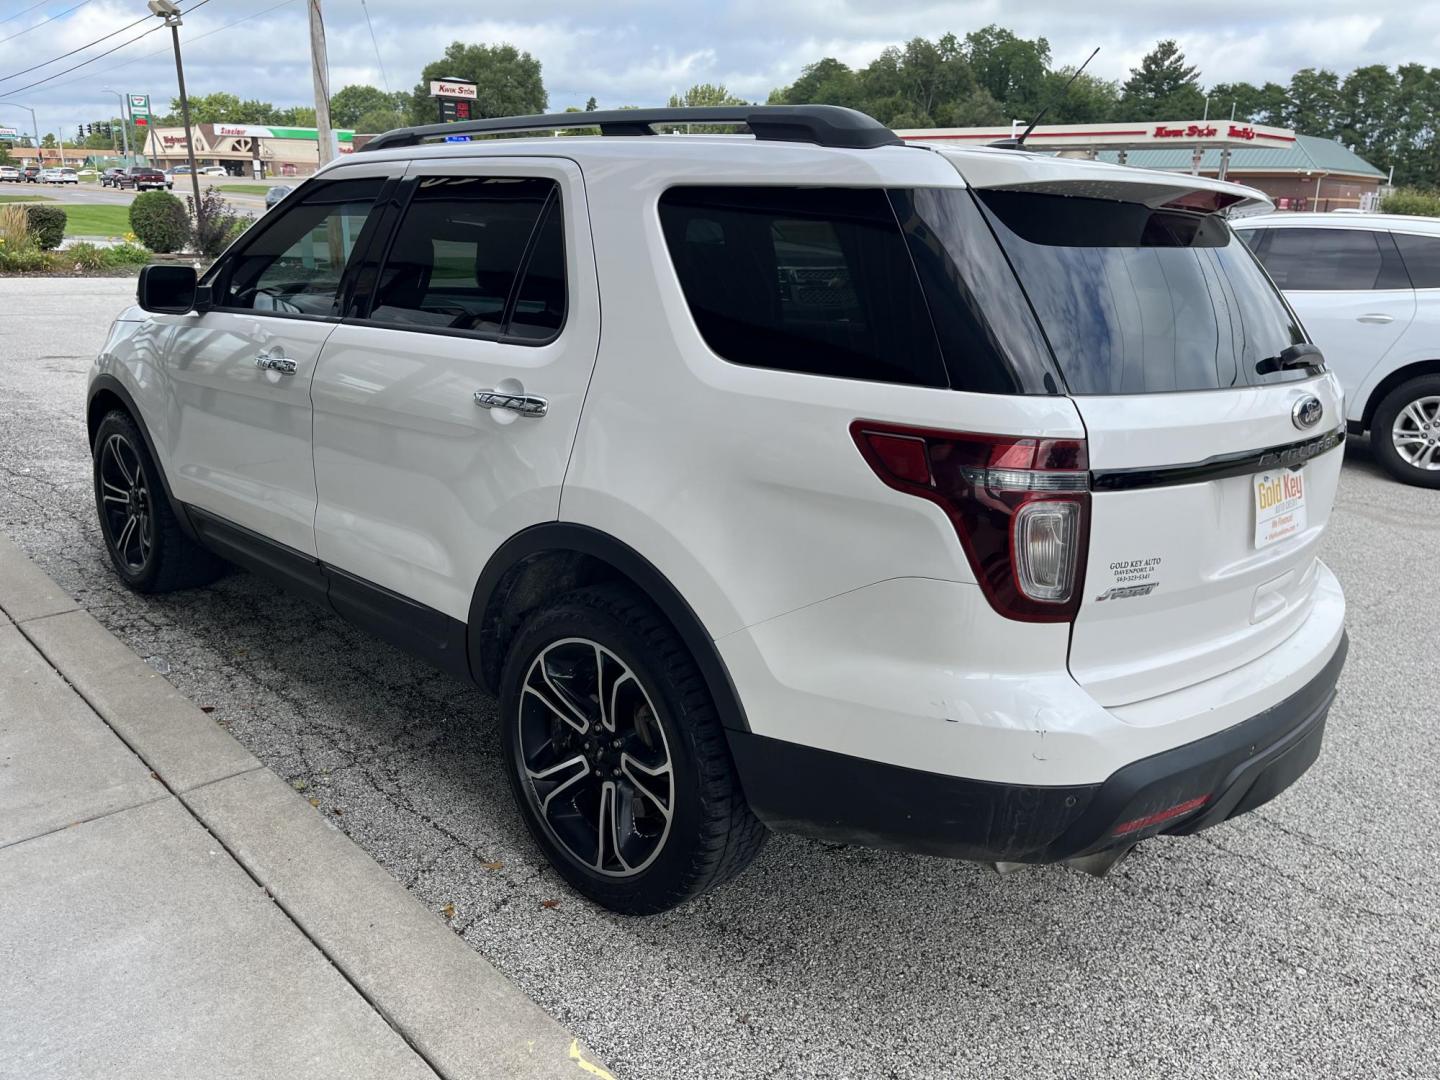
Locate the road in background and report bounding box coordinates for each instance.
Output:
[2,278,1437,1080]
[6,176,271,216]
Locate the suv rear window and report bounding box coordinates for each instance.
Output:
[976,190,1309,395]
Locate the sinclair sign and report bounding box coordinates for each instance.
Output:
[896,120,1296,151]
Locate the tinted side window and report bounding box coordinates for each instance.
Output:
[658,186,948,388]
[218,177,382,316]
[506,198,566,341]
[365,176,560,340]
[1238,228,1268,253]
[1393,232,1440,289]
[1256,228,1408,291]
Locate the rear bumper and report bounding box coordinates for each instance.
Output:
[729,631,1347,862]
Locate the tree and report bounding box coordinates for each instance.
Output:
[667,83,748,108]
[1120,40,1205,119]
[41,133,56,148]
[330,85,408,128]
[1284,68,1343,137]
[585,96,598,112]
[772,57,862,110]
[1207,81,1288,124]
[964,25,1050,119]
[409,41,546,125]
[355,107,406,134]
[1040,68,1120,123]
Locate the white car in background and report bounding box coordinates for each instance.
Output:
[199,166,230,177]
[0,165,20,182]
[1235,213,1440,487]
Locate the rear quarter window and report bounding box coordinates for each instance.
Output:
[1393,232,1440,290]
[658,185,948,388]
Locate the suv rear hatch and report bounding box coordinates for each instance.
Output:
[942,154,1344,707]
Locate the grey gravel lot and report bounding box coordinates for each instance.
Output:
[2,277,1438,1080]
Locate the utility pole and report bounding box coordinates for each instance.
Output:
[149,1,203,236]
[308,0,336,167]
[103,87,132,163]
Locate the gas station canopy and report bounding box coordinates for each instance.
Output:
[894,120,1297,153]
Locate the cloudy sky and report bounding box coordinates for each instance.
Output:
[2,0,1438,139]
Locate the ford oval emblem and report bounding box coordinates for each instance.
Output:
[1292,396,1324,430]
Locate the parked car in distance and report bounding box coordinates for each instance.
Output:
[88,106,1348,914]
[55,167,78,184]
[21,164,41,182]
[199,165,230,177]
[1235,212,1440,487]
[118,166,170,191]
[264,184,292,209]
[99,167,128,188]
[0,165,19,182]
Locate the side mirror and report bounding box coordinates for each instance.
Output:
[136,264,210,315]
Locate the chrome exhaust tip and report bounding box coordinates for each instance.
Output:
[1061,844,1135,878]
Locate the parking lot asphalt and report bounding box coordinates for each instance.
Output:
[8,176,269,214]
[2,277,1437,1080]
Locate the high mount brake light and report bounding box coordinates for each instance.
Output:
[850,421,1090,623]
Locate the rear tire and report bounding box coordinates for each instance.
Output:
[1371,375,1440,488]
[499,583,767,914]
[92,410,227,592]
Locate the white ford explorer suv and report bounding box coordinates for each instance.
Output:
[1233,212,1440,487]
[87,106,1349,913]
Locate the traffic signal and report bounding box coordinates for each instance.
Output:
[84,123,91,137]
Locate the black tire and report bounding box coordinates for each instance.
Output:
[92,410,227,592]
[499,583,767,914]
[1370,375,1440,488]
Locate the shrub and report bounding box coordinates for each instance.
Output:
[0,246,54,273]
[102,243,153,267]
[1378,187,1440,218]
[64,242,108,272]
[24,204,67,250]
[187,188,252,257]
[129,190,190,253]
[0,203,30,252]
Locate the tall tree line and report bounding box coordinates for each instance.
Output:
[136,31,1438,187]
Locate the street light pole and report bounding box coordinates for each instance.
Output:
[149,1,203,239]
[102,87,132,163]
[0,100,42,166]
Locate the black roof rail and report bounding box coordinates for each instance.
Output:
[359,105,903,153]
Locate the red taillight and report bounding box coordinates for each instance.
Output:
[1112,795,1210,837]
[850,420,1090,622]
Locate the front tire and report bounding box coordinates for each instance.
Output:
[1371,375,1440,488]
[92,410,227,592]
[499,584,766,914]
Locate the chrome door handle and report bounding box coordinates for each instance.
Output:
[1356,313,1394,324]
[255,351,297,375]
[474,389,548,417]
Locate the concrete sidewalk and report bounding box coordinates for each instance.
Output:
[0,536,613,1080]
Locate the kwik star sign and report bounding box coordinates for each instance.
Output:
[895,120,1297,151]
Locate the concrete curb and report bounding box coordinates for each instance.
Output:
[0,535,615,1080]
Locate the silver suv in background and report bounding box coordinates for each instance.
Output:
[1236,212,1440,487]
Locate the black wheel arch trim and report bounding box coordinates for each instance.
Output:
[468,523,752,733]
[87,374,198,542]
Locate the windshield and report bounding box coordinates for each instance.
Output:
[974,189,1309,395]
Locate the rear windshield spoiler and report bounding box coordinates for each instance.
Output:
[934,150,1272,214]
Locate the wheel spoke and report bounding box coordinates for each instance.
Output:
[101,480,128,504]
[1394,431,1427,445]
[529,755,590,814]
[116,516,137,562]
[524,675,589,734]
[621,754,673,822]
[594,782,629,873]
[107,437,134,485]
[1416,443,1437,468]
[1402,402,1428,430]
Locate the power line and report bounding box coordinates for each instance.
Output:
[37,0,298,97]
[359,0,387,92]
[0,0,51,29]
[0,10,152,86]
[0,0,91,45]
[1,0,212,98]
